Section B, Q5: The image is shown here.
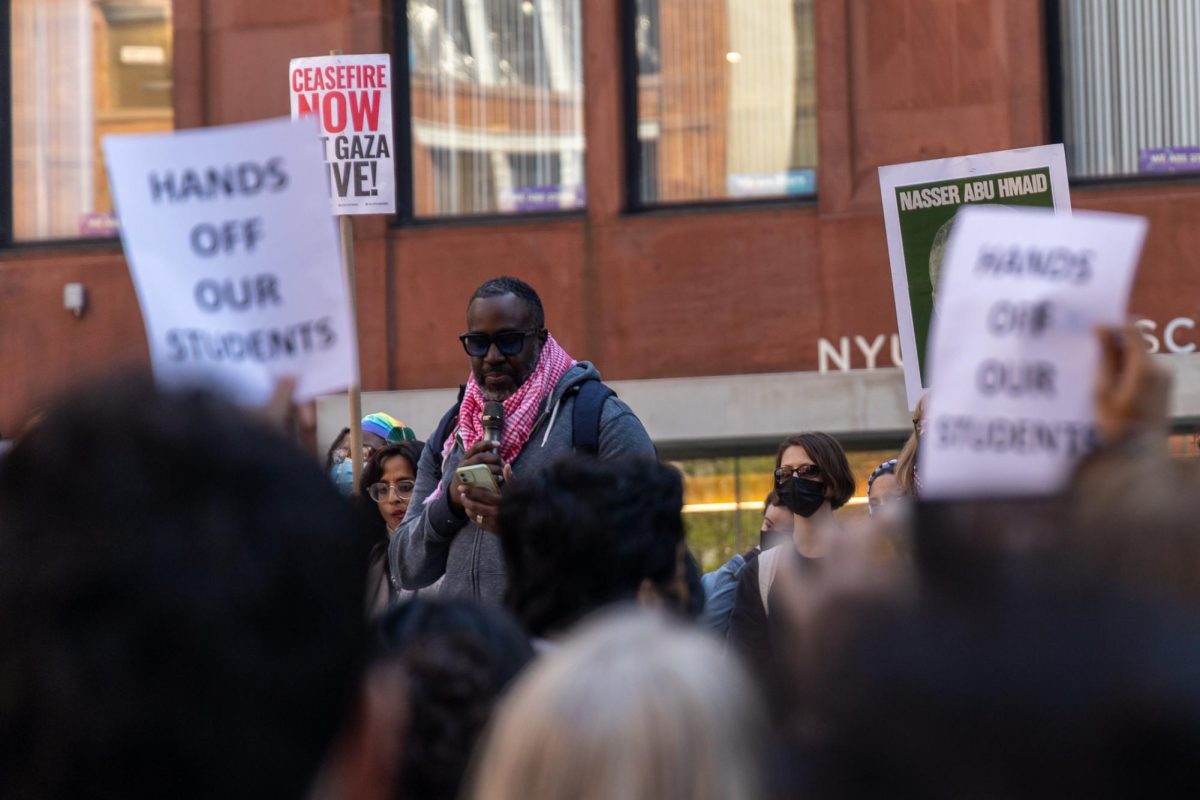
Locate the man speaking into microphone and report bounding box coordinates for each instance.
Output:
[391,277,655,603]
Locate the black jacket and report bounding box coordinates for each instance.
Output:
[727,547,813,689]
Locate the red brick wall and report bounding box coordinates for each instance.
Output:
[3,0,1200,435]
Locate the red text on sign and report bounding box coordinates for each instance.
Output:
[296,90,381,133]
[289,64,388,92]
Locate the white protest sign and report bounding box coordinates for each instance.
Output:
[919,207,1147,499]
[289,53,395,215]
[104,116,359,405]
[880,144,1072,410]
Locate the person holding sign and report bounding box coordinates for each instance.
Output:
[391,277,655,604]
[0,376,379,799]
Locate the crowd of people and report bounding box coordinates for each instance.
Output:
[3,276,1199,799]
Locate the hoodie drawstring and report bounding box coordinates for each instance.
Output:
[541,394,564,448]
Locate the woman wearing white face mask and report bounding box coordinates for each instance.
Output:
[328,412,418,496]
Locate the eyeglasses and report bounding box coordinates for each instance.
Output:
[367,480,416,502]
[334,444,375,463]
[774,464,822,483]
[458,329,541,358]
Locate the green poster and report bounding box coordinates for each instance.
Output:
[879,145,1071,409]
[896,168,1055,383]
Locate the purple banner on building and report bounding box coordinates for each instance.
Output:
[78,212,120,237]
[1139,147,1200,174]
[500,184,586,212]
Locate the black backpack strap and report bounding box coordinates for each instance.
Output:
[426,384,467,462]
[572,379,615,455]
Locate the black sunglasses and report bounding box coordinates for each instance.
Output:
[774,464,822,484]
[459,328,541,358]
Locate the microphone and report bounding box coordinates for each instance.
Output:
[482,401,504,447]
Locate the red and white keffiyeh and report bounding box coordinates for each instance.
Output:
[443,334,576,464]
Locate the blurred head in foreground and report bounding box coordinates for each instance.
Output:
[807,588,1200,799]
[375,598,534,800]
[468,611,767,800]
[0,375,368,799]
[498,457,688,639]
[1068,451,1200,607]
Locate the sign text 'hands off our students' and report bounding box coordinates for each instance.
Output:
[289,54,395,215]
[919,207,1148,499]
[104,116,359,404]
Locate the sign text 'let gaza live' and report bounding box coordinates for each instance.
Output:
[290,54,395,215]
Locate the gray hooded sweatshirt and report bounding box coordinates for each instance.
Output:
[389,361,656,603]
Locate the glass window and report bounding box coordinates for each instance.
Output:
[632,0,817,206]
[1057,1,1200,179]
[1169,431,1200,459]
[10,0,174,241]
[406,0,585,217]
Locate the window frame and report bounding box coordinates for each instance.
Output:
[1,0,13,246]
[619,0,819,214]
[1,0,165,251]
[390,0,589,227]
[1045,0,1200,190]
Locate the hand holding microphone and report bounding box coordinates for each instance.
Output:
[482,401,504,447]
[454,401,507,528]
[482,402,514,485]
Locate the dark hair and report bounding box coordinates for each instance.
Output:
[498,457,686,638]
[764,490,783,513]
[0,375,368,799]
[360,441,425,494]
[775,432,857,510]
[469,276,545,329]
[358,441,425,545]
[325,426,351,470]
[375,599,534,800]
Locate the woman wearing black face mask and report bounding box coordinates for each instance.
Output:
[726,432,856,693]
[772,432,857,557]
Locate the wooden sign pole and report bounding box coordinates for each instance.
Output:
[340,214,363,494]
[329,49,364,495]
